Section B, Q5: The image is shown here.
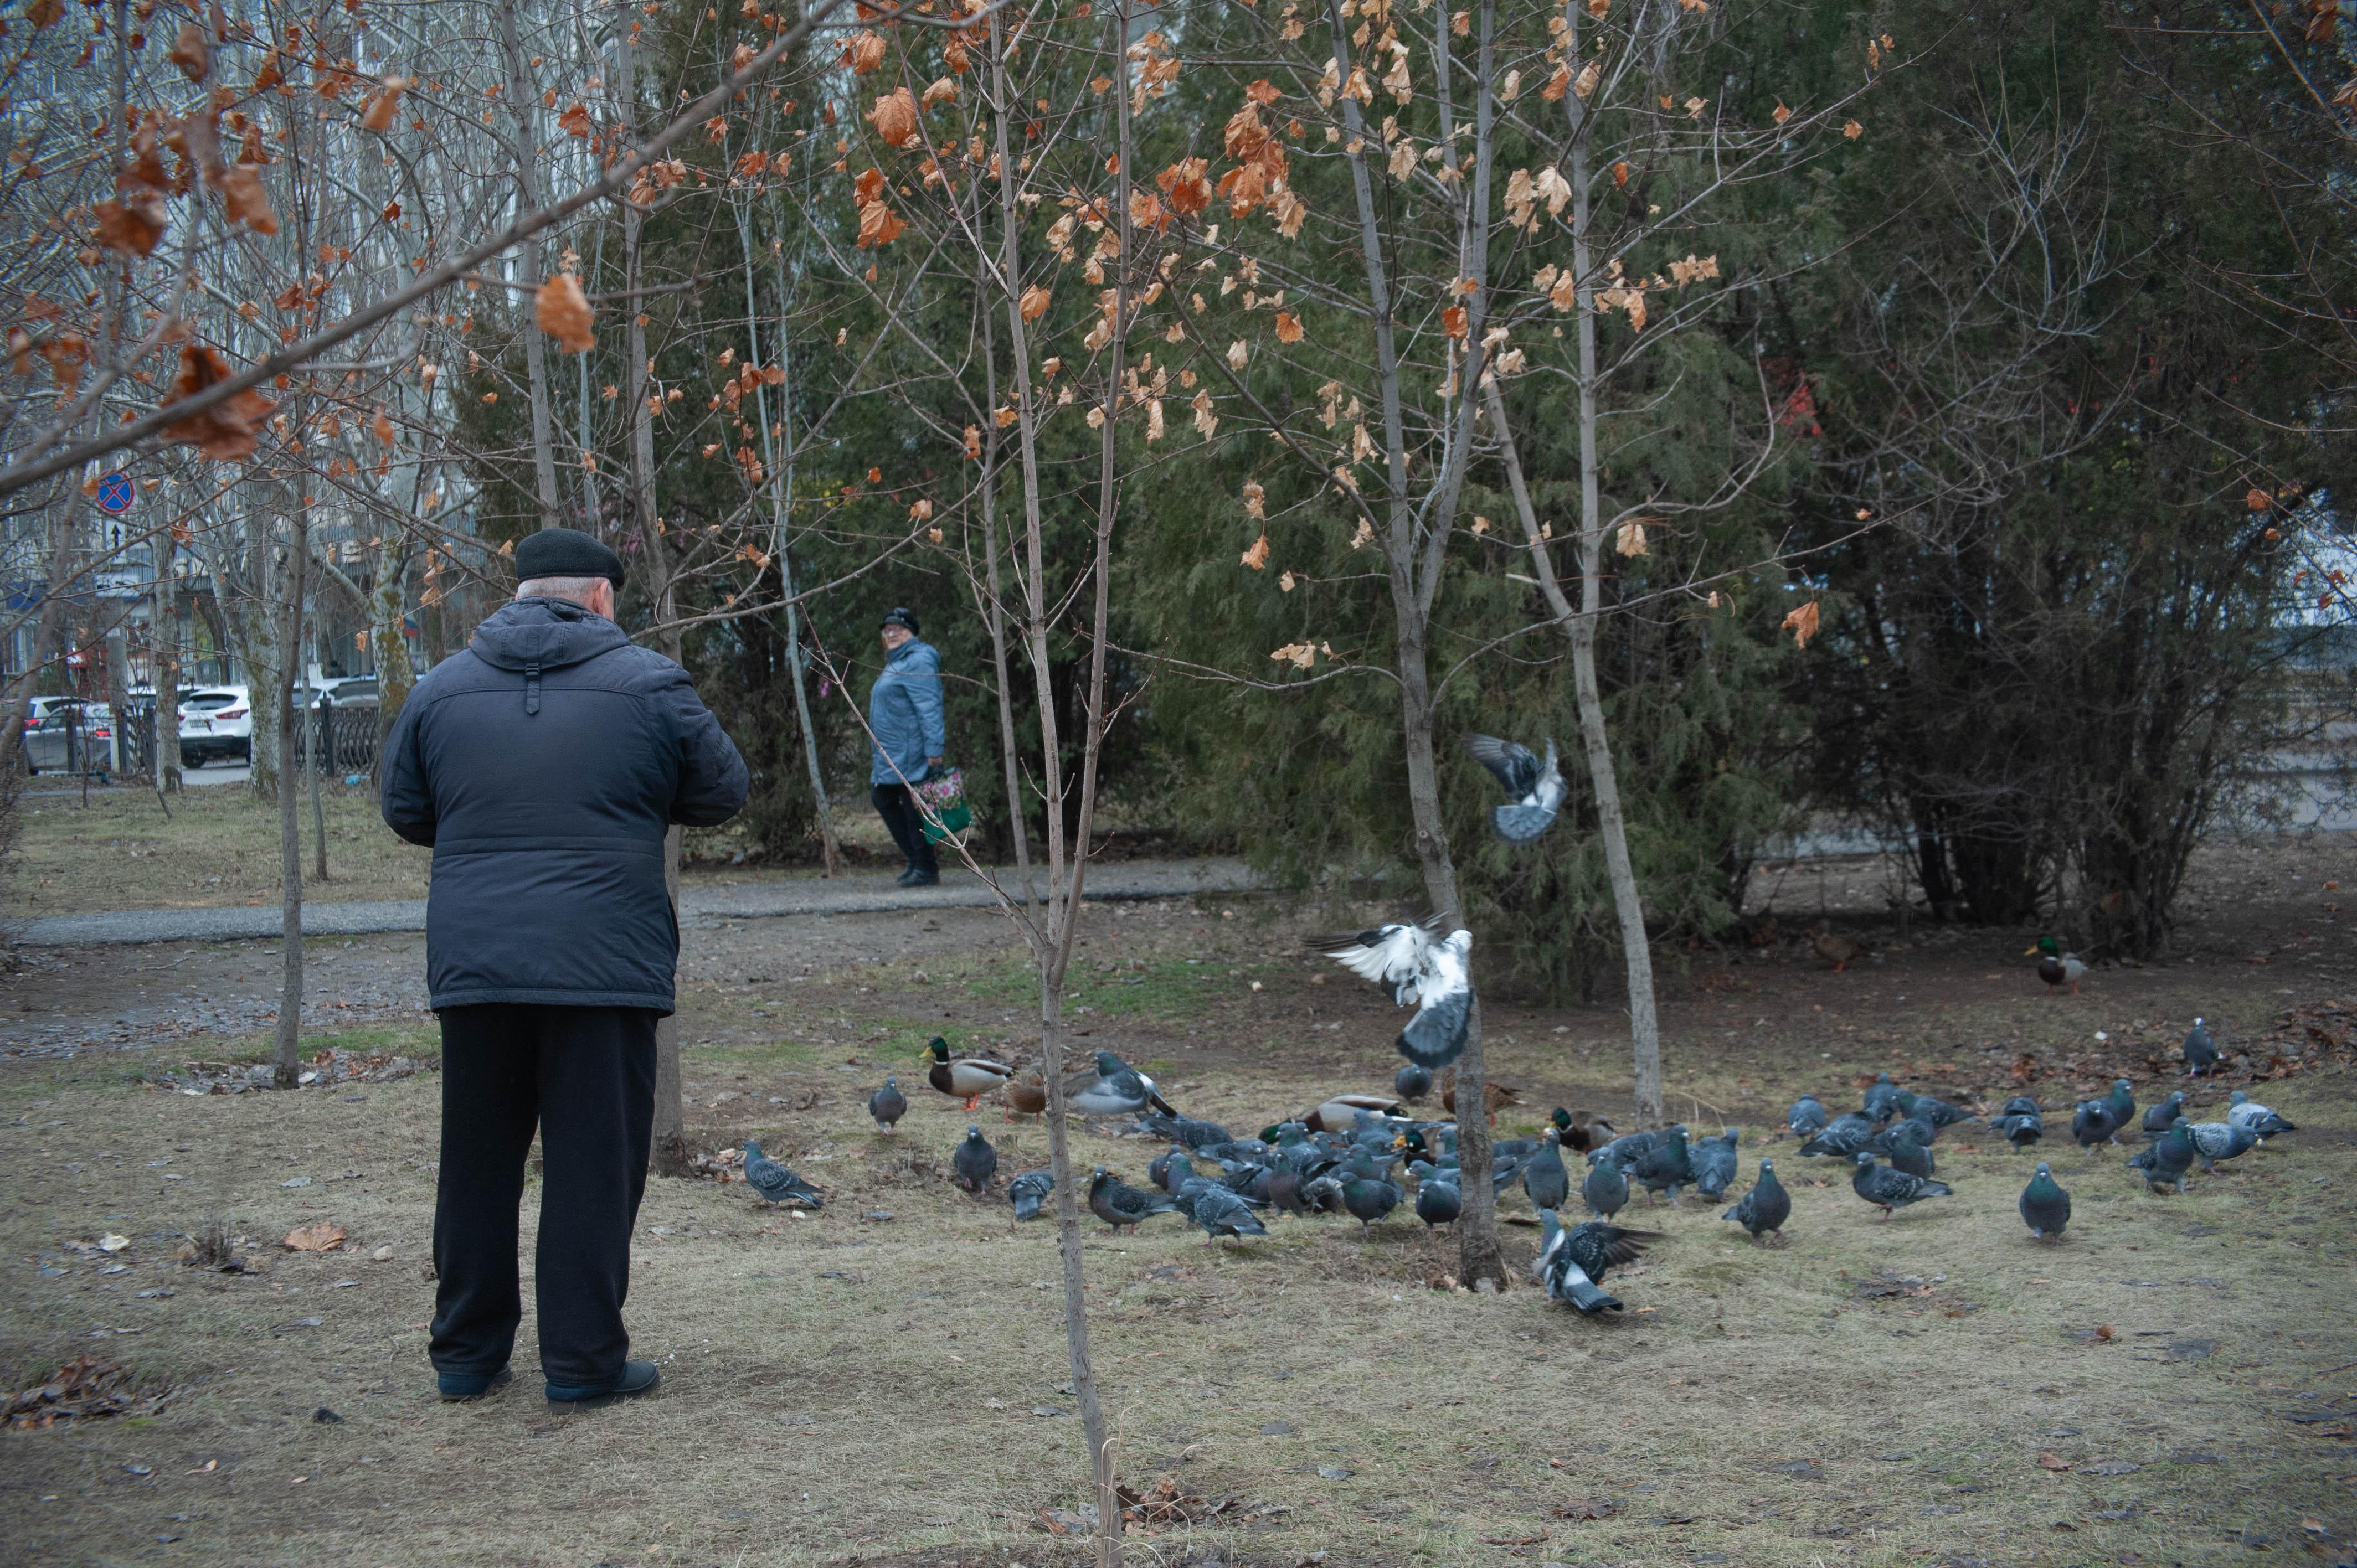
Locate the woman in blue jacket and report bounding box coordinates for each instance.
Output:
[867,606,947,885]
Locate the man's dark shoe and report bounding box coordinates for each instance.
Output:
[437,1364,513,1401]
[544,1359,660,1410]
[903,868,940,887]
[895,866,922,886]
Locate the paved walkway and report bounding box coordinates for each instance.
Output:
[2,857,1263,947]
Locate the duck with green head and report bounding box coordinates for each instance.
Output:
[921,1036,1015,1111]
[2026,936,2087,996]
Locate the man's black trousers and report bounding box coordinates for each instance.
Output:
[430,1004,657,1387]
[870,781,939,875]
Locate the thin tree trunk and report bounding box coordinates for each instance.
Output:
[1484,373,1663,1125]
[619,27,688,1176]
[994,10,1111,1556]
[975,252,1036,902]
[1555,1,1663,1125]
[499,0,562,528]
[310,693,330,881]
[155,526,180,795]
[273,513,308,1089]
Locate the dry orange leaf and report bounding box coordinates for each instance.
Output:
[219,164,279,235]
[1612,159,1629,188]
[2245,487,2272,511]
[1441,305,1468,339]
[1772,100,1793,125]
[848,29,887,73]
[1781,600,1821,650]
[536,274,596,353]
[2036,1451,2071,1472]
[1241,533,1270,570]
[1159,156,1212,216]
[168,21,210,81]
[159,344,276,462]
[559,102,593,138]
[361,78,407,133]
[284,1222,348,1252]
[1274,311,1304,344]
[370,410,396,445]
[94,195,168,256]
[1245,79,1283,104]
[868,86,918,148]
[1842,119,1863,140]
[1019,284,1052,322]
[855,199,905,247]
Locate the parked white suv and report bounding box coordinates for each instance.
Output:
[177,685,253,767]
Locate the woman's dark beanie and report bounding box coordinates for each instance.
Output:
[881,606,920,637]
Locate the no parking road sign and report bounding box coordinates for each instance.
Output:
[94,471,135,514]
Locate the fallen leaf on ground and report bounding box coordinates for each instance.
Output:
[2036,1451,2072,1471]
[283,1223,347,1252]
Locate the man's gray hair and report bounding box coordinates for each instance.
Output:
[518,575,611,606]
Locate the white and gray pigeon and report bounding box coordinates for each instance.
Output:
[1067,1050,1176,1117]
[1463,733,1565,843]
[1311,920,1474,1070]
[742,1139,823,1208]
[2225,1091,2296,1141]
[2178,1119,2260,1172]
[1007,1169,1054,1221]
[1533,1210,1654,1314]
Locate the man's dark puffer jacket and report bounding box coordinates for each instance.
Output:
[380,596,748,1012]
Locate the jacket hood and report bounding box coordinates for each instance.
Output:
[469,596,633,673]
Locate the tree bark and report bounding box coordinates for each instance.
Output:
[500,0,562,528]
[1483,375,1663,1125]
[272,513,309,1089]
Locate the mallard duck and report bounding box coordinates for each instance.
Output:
[1002,1069,1048,1122]
[921,1036,1015,1110]
[1440,1071,1521,1125]
[1811,926,1862,972]
[1550,1107,1617,1153]
[1293,1093,1408,1134]
[2026,936,2086,995]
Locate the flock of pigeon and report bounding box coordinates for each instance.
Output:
[725,731,2301,1326]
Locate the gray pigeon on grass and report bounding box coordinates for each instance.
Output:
[1007,1169,1054,1221]
[1850,1152,1950,1217]
[2225,1091,2294,1139]
[2127,1124,2195,1193]
[867,1076,908,1132]
[1533,1210,1654,1314]
[2020,1163,2071,1242]
[742,1139,823,1208]
[2181,1017,2219,1077]
[953,1124,999,1194]
[1692,1128,1740,1200]
[1722,1158,1790,1245]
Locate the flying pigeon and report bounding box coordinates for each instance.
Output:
[1521,1130,1572,1212]
[2181,1017,2219,1077]
[1723,1158,1790,1245]
[1533,1211,1654,1314]
[867,1076,908,1133]
[1582,1152,1629,1220]
[1632,1125,1696,1206]
[1850,1153,1951,1218]
[2178,1119,2259,1172]
[1463,733,1565,843]
[1861,1072,1904,1121]
[1088,1167,1179,1231]
[1394,1063,1435,1102]
[1180,1180,1269,1244]
[2072,1098,2123,1149]
[1068,1051,1177,1118]
[1692,1128,1740,1201]
[2019,1162,2071,1242]
[952,1125,999,1194]
[1410,1163,1462,1228]
[1991,1107,2045,1150]
[2142,1091,2186,1135]
[2128,1123,2195,1193]
[741,1139,823,1208]
[1800,1111,1882,1159]
[1787,1096,1830,1139]
[2225,1091,2295,1140]
[1311,920,1475,1070]
[1007,1168,1054,1221]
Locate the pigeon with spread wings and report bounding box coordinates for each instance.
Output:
[1311,920,1474,1070]
[1464,734,1564,843]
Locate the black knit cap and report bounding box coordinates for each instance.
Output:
[880,606,920,636]
[515,525,626,588]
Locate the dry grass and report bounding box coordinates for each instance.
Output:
[4,866,2356,1567]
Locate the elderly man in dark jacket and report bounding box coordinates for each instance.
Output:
[380,527,747,1409]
